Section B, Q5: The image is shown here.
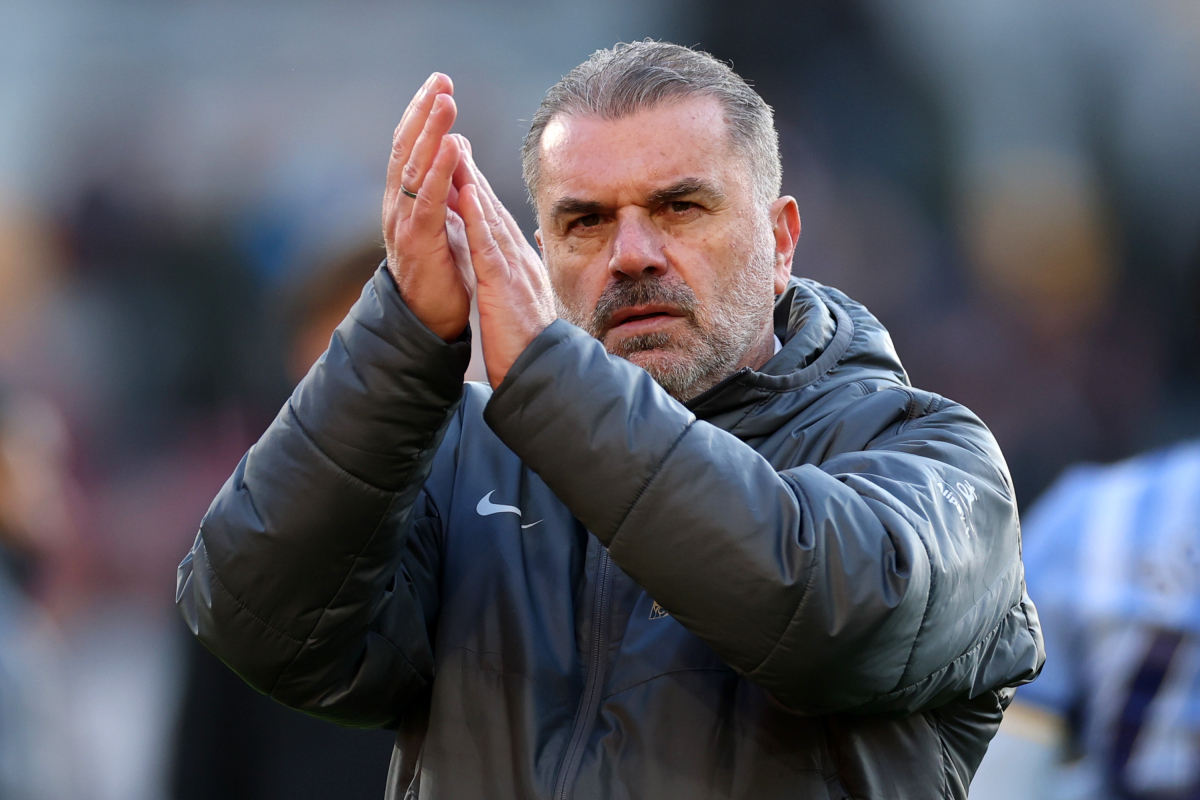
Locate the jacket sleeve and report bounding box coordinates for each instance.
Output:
[483,320,1044,716]
[176,266,471,727]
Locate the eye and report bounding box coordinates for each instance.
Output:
[567,213,603,232]
[668,201,695,213]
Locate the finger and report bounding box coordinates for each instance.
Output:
[387,73,452,179]
[445,210,476,296]
[459,184,510,282]
[462,145,525,246]
[398,93,457,202]
[450,134,474,184]
[385,73,454,202]
[385,75,451,207]
[460,154,521,264]
[400,72,451,128]
[447,134,474,215]
[408,135,460,238]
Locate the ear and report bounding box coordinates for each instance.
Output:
[769,196,801,294]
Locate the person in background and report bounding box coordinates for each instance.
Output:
[0,391,79,799]
[971,436,1200,799]
[170,241,396,800]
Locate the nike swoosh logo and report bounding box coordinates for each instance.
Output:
[477,491,522,516]
[477,491,542,529]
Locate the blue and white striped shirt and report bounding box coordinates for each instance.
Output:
[1019,438,1200,797]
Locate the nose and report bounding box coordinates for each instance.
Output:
[609,209,669,280]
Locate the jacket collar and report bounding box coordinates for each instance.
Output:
[685,278,908,437]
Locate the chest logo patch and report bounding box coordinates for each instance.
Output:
[476,490,542,529]
[649,601,670,620]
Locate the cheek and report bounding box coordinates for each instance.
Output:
[720,220,774,278]
[675,230,743,291]
[547,245,608,302]
[545,256,592,314]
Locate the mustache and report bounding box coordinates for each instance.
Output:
[591,277,698,335]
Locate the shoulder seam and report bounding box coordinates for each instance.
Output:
[900,392,948,430]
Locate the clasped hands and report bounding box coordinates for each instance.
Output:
[382,72,557,389]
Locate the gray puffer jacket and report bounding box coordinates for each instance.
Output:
[177,267,1044,799]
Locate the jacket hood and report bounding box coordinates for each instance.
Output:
[686,278,910,437]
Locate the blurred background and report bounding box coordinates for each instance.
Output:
[0,1,1196,798]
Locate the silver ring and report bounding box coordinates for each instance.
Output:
[400,184,419,199]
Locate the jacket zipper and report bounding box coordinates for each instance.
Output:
[552,545,614,800]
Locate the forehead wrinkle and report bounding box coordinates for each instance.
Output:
[536,97,738,213]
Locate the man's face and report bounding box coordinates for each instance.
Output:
[534,96,795,400]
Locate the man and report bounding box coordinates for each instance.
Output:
[177,42,1043,799]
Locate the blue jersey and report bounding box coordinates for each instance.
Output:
[1018,439,1200,798]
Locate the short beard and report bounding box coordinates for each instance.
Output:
[556,249,776,401]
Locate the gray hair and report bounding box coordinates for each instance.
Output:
[521,40,782,211]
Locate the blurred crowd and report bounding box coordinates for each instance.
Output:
[0,1,1196,798]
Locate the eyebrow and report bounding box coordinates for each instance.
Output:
[548,177,727,221]
[647,178,725,206]
[549,197,605,219]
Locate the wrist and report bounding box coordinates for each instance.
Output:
[383,257,469,343]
